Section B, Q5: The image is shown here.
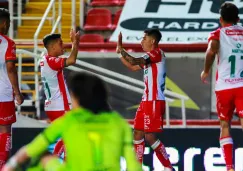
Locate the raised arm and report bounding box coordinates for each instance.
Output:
[116,33,144,71]
[65,29,80,66]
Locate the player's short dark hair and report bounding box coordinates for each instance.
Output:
[220,2,239,24]
[0,8,10,22]
[144,28,162,43]
[68,72,111,114]
[43,33,61,48]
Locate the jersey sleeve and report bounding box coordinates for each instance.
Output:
[121,119,142,171]
[46,57,66,71]
[5,39,16,62]
[208,28,220,42]
[143,48,162,64]
[26,115,67,158]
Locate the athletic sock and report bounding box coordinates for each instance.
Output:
[220,136,234,170]
[0,133,11,169]
[151,140,172,168]
[133,139,145,163]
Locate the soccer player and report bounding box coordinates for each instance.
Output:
[3,72,142,171]
[0,8,24,169]
[40,30,80,157]
[201,2,243,171]
[116,29,174,171]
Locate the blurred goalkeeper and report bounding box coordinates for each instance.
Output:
[2,72,141,171]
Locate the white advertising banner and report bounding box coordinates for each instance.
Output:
[110,0,243,44]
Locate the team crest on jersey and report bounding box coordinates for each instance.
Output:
[40,61,44,66]
[55,58,61,63]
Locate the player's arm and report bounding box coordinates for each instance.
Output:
[116,32,144,71]
[65,29,80,66]
[6,62,23,105]
[204,39,219,73]
[201,39,219,82]
[6,41,24,105]
[117,49,144,71]
[3,116,67,170]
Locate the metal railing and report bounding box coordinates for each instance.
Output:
[72,59,189,128]
[16,49,42,116]
[8,0,62,39]
[16,48,189,127]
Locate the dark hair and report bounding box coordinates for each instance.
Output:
[43,33,61,48]
[220,2,239,24]
[144,28,162,43]
[68,72,111,114]
[0,8,10,22]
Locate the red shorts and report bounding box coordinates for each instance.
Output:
[216,87,243,121]
[46,111,66,122]
[0,101,16,125]
[134,100,165,133]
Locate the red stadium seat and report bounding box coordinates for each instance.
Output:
[112,9,122,30]
[84,8,112,31]
[80,34,105,43]
[91,0,120,6]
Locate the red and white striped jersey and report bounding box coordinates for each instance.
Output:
[208,25,243,91]
[141,48,166,101]
[0,34,16,102]
[40,55,71,111]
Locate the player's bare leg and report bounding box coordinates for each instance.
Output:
[133,130,145,163]
[0,125,12,169]
[145,133,173,171]
[220,120,234,171]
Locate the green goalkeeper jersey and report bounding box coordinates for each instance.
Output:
[26,108,141,171]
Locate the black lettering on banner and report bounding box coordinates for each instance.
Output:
[145,0,186,13]
[120,18,221,31]
[189,0,203,13]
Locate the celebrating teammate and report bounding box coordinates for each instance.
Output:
[201,2,243,171]
[3,72,142,171]
[0,8,24,169]
[116,29,174,171]
[40,30,80,157]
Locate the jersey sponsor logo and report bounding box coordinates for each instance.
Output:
[55,58,61,63]
[226,30,243,36]
[225,78,243,84]
[239,110,243,115]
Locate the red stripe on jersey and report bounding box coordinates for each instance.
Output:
[57,70,70,111]
[151,63,158,100]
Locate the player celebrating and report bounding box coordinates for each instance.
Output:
[0,8,24,169]
[116,29,174,171]
[3,72,142,171]
[201,2,243,171]
[40,30,80,157]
